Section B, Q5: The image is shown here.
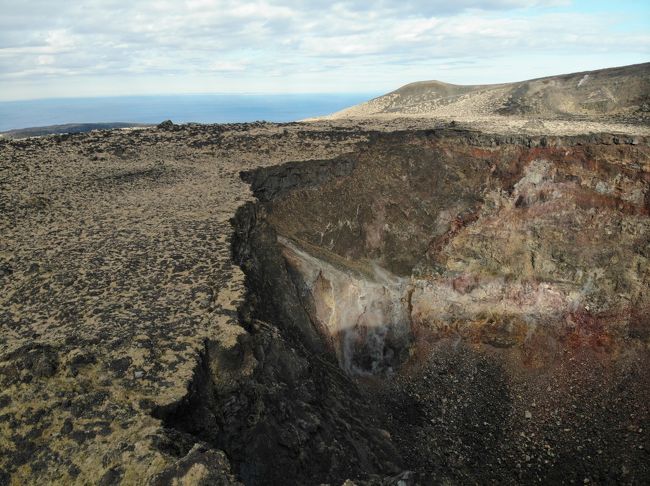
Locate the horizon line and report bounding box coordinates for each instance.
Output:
[0,91,382,104]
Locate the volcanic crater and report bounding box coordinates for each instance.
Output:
[154,129,649,485]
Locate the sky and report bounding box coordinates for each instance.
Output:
[0,0,648,101]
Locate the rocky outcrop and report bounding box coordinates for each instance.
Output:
[241,156,357,202]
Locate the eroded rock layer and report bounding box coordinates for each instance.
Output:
[259,131,649,360]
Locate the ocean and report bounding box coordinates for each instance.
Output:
[0,93,375,132]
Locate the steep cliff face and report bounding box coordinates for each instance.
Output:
[154,200,402,486]
[280,236,412,374]
[217,129,649,483]
[261,131,649,359]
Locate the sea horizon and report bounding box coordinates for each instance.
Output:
[0,92,377,132]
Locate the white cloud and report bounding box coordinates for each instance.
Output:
[36,55,55,65]
[0,0,647,99]
[211,60,248,72]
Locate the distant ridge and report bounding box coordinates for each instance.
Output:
[0,122,152,139]
[320,62,650,123]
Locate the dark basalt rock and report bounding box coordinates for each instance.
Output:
[0,344,59,383]
[240,156,357,202]
[157,120,175,130]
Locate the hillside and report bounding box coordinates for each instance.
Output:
[0,122,151,139]
[323,62,650,124]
